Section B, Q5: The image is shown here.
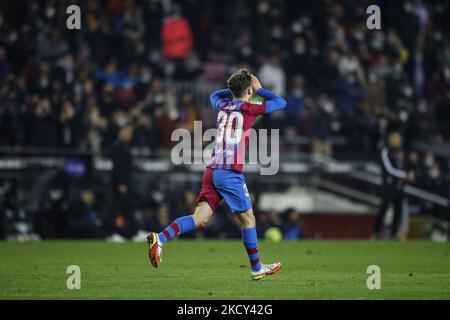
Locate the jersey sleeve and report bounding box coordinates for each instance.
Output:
[256,88,287,113]
[210,89,233,110]
[241,101,266,116]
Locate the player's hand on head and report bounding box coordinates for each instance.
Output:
[251,75,262,91]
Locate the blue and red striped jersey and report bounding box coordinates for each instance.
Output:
[207,97,266,172]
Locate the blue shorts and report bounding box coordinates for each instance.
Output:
[212,169,252,213]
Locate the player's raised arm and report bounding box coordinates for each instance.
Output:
[210,89,233,110]
[252,75,287,113]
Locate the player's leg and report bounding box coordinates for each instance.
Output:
[237,209,282,280]
[236,209,261,272]
[147,203,214,268]
[158,201,213,245]
[148,168,221,268]
[212,169,281,280]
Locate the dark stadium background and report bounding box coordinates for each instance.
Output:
[0,0,449,242]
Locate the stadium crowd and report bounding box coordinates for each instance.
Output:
[0,0,449,240]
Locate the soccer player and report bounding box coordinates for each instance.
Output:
[147,69,287,280]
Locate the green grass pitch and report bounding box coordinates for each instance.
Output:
[1,240,449,299]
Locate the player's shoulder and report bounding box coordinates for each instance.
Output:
[216,100,264,115]
[240,100,266,116]
[240,100,264,110]
[216,99,231,109]
[217,99,243,112]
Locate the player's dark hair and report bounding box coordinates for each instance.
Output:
[227,69,252,98]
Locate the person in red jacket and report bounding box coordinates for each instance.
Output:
[161,5,193,60]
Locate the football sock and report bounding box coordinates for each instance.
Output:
[158,216,195,245]
[241,227,262,272]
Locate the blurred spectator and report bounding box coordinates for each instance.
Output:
[67,190,106,239]
[258,55,286,96]
[108,125,135,242]
[161,4,193,60]
[310,96,333,157]
[148,205,170,233]
[58,100,83,148]
[282,208,303,240]
[131,115,157,148]
[2,181,36,240]
[268,209,283,229]
[256,211,271,238]
[285,75,305,128]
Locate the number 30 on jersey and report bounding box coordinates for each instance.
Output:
[216,111,244,144]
